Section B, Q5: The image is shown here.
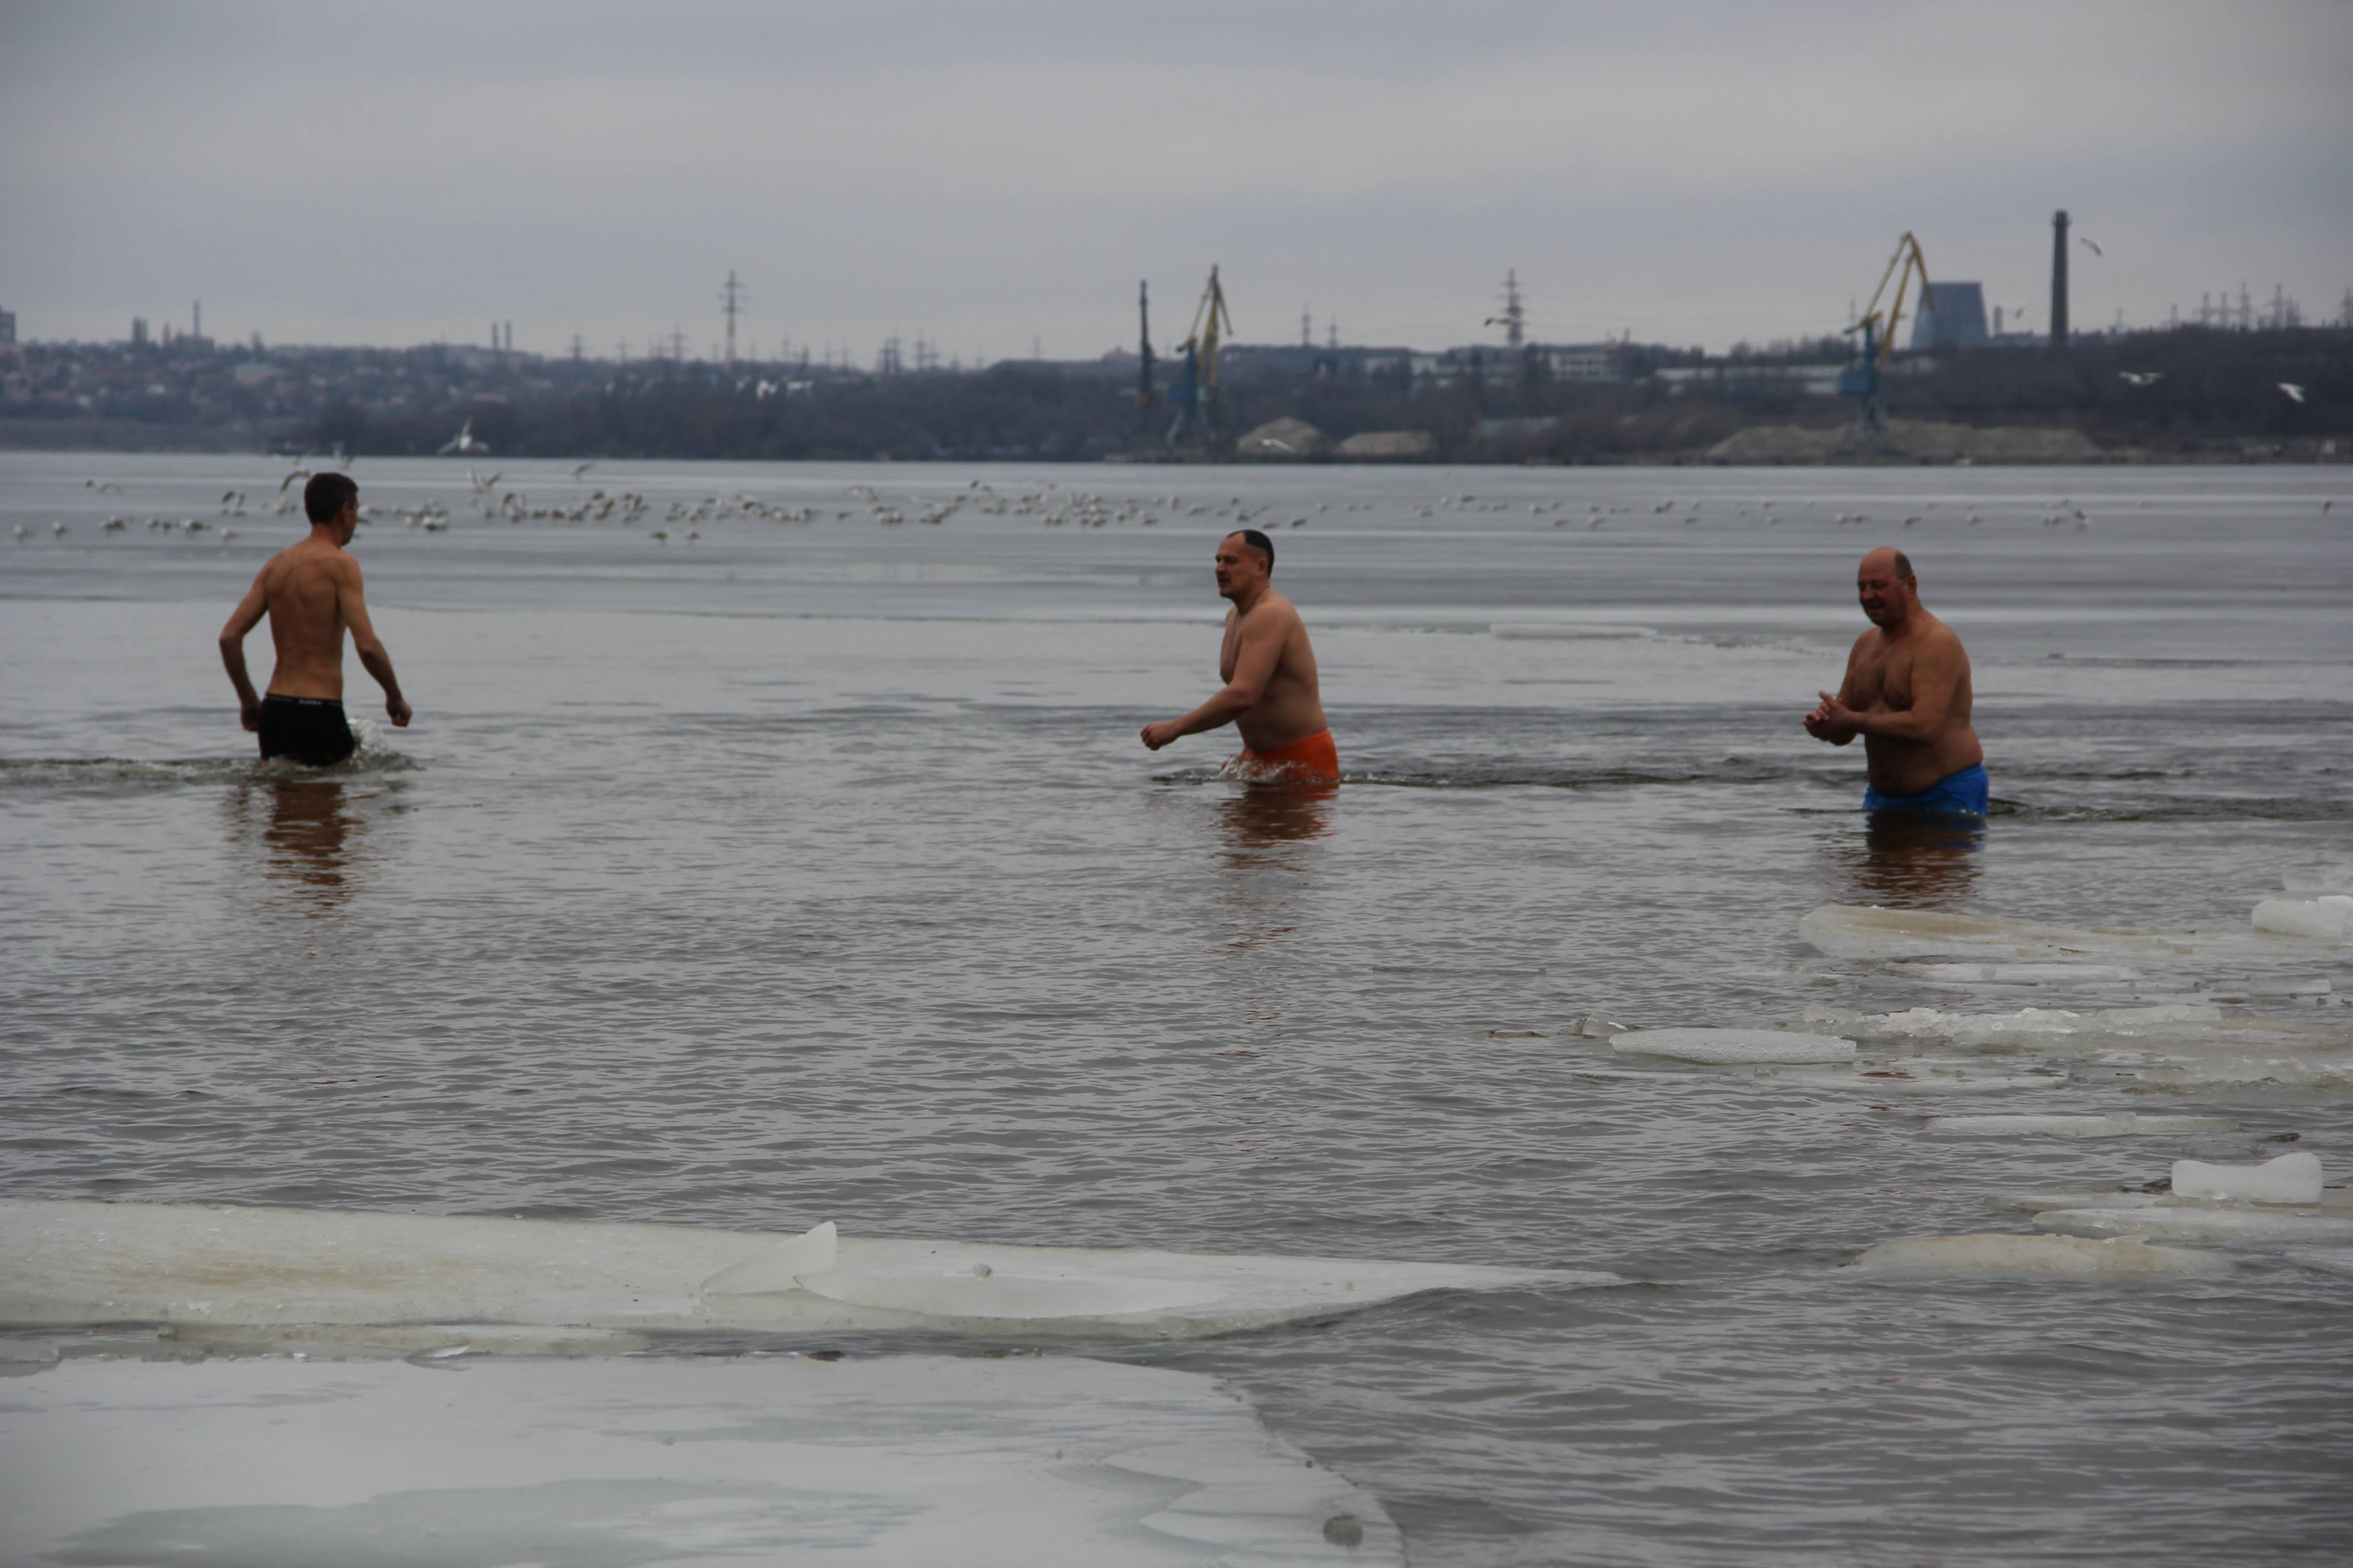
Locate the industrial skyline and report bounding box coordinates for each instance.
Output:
[5,3,2348,361]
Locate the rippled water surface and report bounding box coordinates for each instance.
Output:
[5,454,2351,1563]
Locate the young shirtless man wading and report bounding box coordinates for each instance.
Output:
[1803,547,1986,816]
[1141,528,1337,784]
[219,472,412,767]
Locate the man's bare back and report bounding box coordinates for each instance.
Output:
[219,474,409,765]
[1141,530,1334,779]
[1804,547,1983,801]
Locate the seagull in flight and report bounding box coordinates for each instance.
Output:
[2078,237,2104,257]
[2278,383,2306,403]
[437,418,490,457]
[2119,371,2163,386]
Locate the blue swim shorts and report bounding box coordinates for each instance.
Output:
[1863,762,1989,818]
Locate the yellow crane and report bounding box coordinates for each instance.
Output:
[1838,233,1935,429]
[1167,265,1234,446]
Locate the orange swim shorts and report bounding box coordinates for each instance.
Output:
[1229,729,1341,785]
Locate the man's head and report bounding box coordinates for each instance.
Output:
[1856,547,1917,627]
[1214,528,1275,601]
[304,472,359,534]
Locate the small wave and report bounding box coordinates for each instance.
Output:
[0,746,417,793]
[1159,761,1826,792]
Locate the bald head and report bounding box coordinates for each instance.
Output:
[1856,547,1919,627]
[1860,547,1914,582]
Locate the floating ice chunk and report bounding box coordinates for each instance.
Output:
[1846,1233,2222,1278]
[1610,1028,1856,1065]
[0,1356,1403,1567]
[1896,961,2143,984]
[2171,1152,2323,1205]
[0,1200,1612,1341]
[1768,1066,2055,1094]
[2035,1207,2353,1244]
[2251,897,2353,942]
[1923,1111,2239,1138]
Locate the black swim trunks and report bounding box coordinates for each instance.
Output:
[257,695,356,767]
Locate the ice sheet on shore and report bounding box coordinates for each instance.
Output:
[0,1200,1610,1339]
[1610,1028,1856,1065]
[1923,1112,2240,1138]
[1845,1233,2223,1279]
[2034,1207,2353,1244]
[0,1355,1401,1567]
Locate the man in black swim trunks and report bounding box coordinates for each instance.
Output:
[219,472,411,765]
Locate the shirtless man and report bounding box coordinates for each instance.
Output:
[1804,547,1986,816]
[219,472,411,766]
[1140,528,1337,783]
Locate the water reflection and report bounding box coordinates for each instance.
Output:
[1209,783,1337,1045]
[229,778,369,912]
[1216,781,1337,864]
[1826,812,1985,908]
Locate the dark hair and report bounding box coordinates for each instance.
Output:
[1228,527,1275,569]
[304,472,358,524]
[1891,549,1915,580]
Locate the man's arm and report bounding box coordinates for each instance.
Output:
[218,569,271,732]
[338,559,412,727]
[1141,610,1285,750]
[1803,637,1869,746]
[1817,632,1962,744]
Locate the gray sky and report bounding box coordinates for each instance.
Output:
[4,1,2347,361]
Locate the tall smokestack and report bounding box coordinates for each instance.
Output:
[2050,210,2069,350]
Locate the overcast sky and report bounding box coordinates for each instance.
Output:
[3,1,2347,361]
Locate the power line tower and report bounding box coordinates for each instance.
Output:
[1327,317,1338,351]
[1486,269,1525,349]
[719,271,746,367]
[878,330,904,377]
[569,332,584,362]
[669,325,688,362]
[1300,304,1312,348]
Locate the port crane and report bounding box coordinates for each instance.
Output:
[1167,265,1234,447]
[1838,232,1935,430]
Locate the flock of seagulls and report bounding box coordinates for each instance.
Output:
[18,458,2346,550]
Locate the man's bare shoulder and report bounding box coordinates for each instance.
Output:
[1244,592,1303,630]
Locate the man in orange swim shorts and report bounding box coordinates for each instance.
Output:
[1141,528,1338,784]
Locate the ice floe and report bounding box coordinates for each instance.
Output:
[2034,1207,2353,1245]
[0,1355,1402,1567]
[1892,961,2144,985]
[0,1200,1611,1340]
[1922,1111,2240,1138]
[2251,895,2353,943]
[1845,1233,2223,1279]
[1610,1028,1857,1065]
[2171,1151,2324,1204]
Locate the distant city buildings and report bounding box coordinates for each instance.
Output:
[1910,282,1989,350]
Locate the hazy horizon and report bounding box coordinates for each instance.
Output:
[5,1,2348,362]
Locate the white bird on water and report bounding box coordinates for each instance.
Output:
[2278,383,2306,404]
[2119,371,2163,387]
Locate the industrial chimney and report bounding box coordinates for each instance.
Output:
[2049,211,2069,350]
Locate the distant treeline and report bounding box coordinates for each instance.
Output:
[310,330,2342,464]
[5,325,2341,462]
